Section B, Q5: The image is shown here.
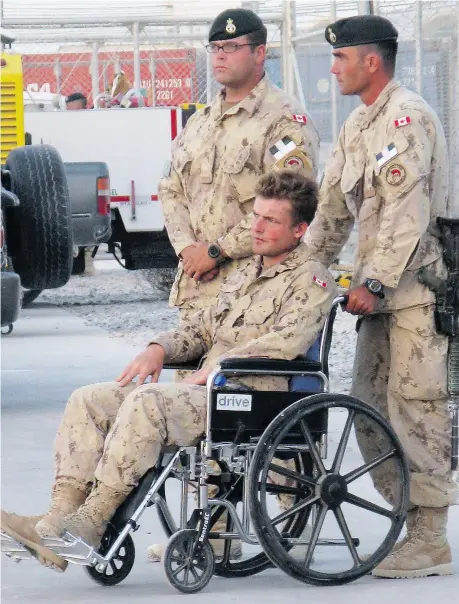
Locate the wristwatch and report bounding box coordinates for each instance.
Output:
[208,243,226,266]
[364,278,385,299]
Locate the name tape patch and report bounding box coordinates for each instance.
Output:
[216,393,252,412]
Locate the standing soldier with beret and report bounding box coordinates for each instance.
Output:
[156,7,319,563]
[304,15,457,578]
[159,7,319,322]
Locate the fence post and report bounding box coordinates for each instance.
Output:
[415,1,423,95]
[330,1,339,144]
[90,41,100,103]
[132,21,141,95]
[206,47,212,105]
[281,0,294,95]
[453,3,459,217]
[150,55,156,107]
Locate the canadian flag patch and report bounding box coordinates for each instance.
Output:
[394,116,411,128]
[292,114,308,124]
[313,275,327,288]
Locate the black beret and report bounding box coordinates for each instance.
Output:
[325,15,398,48]
[66,92,87,103]
[208,8,265,43]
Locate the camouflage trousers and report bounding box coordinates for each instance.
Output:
[54,382,207,494]
[351,305,458,508]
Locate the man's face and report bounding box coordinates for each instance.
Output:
[251,197,307,258]
[66,99,86,110]
[210,34,265,87]
[330,46,371,96]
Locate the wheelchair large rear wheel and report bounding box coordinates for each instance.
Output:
[249,393,409,586]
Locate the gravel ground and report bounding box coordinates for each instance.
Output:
[40,257,357,391]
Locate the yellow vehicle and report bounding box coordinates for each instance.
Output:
[0,53,25,164]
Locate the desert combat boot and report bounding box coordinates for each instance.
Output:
[372,506,453,578]
[60,483,126,549]
[0,512,68,572]
[35,482,87,538]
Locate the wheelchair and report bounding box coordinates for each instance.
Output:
[10,296,410,592]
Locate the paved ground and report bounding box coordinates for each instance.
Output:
[1,304,459,603]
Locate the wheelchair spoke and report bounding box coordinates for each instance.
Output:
[272,492,320,527]
[169,554,185,564]
[190,564,201,582]
[303,503,327,567]
[299,420,326,476]
[265,483,308,497]
[344,449,396,484]
[109,560,118,574]
[331,410,355,473]
[171,562,187,578]
[184,565,191,585]
[345,492,395,518]
[268,462,316,488]
[333,506,361,567]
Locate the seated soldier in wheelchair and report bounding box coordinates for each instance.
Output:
[0,169,337,573]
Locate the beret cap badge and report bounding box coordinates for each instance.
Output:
[225,18,237,34]
[328,27,337,44]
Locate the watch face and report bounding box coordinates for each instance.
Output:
[367,279,382,293]
[208,244,221,259]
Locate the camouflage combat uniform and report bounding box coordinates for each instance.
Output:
[159,74,320,319]
[304,79,457,507]
[54,244,336,494]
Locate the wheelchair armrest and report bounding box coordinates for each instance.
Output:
[219,357,322,374]
[163,361,200,371]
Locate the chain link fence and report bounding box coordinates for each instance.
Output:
[2,0,458,212]
[375,0,459,214]
[290,0,459,214]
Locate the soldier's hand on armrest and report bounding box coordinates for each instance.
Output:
[116,344,166,387]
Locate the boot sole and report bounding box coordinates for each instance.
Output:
[373,562,454,579]
[0,521,68,572]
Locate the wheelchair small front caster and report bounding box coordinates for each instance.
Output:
[164,529,215,594]
[1,324,13,335]
[85,527,135,586]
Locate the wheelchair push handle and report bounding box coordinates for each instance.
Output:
[333,294,349,308]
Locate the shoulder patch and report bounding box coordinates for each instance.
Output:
[376,142,398,168]
[385,163,406,186]
[394,116,411,128]
[292,114,308,124]
[270,136,296,161]
[313,274,327,289]
[284,155,304,169]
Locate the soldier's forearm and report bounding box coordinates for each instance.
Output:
[218,226,253,260]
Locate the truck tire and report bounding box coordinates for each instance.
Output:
[21,289,43,308]
[5,145,73,290]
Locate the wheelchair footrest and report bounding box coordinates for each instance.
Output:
[44,532,102,567]
[1,531,35,562]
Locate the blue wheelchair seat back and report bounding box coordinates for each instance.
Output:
[289,303,337,393]
[289,337,322,392]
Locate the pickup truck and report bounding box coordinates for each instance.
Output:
[0,51,112,323]
[1,144,112,328]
